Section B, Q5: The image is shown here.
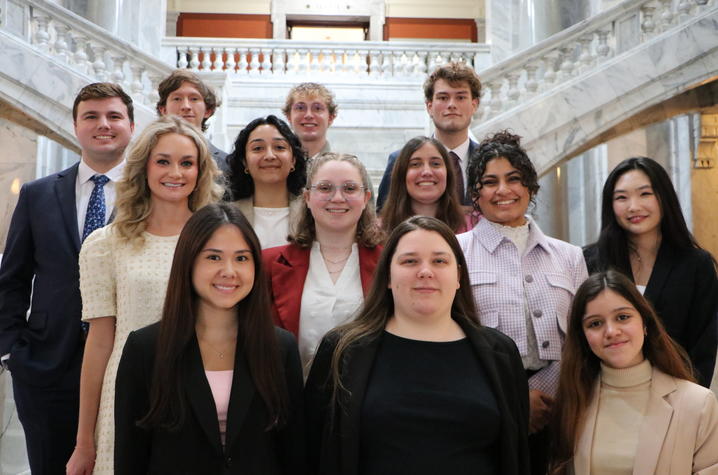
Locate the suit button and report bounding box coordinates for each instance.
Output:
[532,309,542,318]
[524,275,533,283]
[226,457,232,466]
[541,340,550,348]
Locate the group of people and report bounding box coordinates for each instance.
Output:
[0,61,716,475]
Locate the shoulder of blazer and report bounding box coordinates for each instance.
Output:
[274,326,298,354]
[126,322,161,356]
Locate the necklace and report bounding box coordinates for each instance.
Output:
[319,245,352,264]
[200,338,235,359]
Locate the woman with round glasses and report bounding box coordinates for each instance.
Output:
[227,115,307,249]
[262,153,384,371]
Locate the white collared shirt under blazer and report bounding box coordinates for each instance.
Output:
[457,216,588,396]
[573,363,718,474]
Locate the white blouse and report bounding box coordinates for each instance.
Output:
[298,242,363,372]
[253,206,290,249]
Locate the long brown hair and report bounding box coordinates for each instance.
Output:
[380,137,465,232]
[139,203,288,431]
[549,270,694,475]
[327,216,479,408]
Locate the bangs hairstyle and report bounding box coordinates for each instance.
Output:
[467,130,539,214]
[549,270,693,475]
[113,116,223,246]
[424,62,482,102]
[289,152,385,248]
[226,115,307,200]
[156,69,220,131]
[282,82,338,117]
[139,202,289,432]
[594,156,709,276]
[380,136,465,233]
[72,82,134,123]
[326,216,479,409]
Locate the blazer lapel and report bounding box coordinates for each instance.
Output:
[573,378,601,475]
[643,242,674,305]
[633,369,676,475]
[224,340,256,452]
[185,336,224,454]
[55,165,81,252]
[358,246,381,296]
[340,334,382,475]
[270,246,309,335]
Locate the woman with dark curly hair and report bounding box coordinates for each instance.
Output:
[227,115,307,249]
[583,156,717,387]
[458,130,587,475]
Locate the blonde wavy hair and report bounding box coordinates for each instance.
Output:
[113,116,223,245]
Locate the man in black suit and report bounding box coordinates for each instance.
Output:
[376,62,482,211]
[156,69,229,173]
[0,83,134,474]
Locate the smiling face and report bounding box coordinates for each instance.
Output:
[245,124,295,187]
[426,79,479,135]
[146,133,199,207]
[158,81,211,130]
[583,289,645,369]
[612,169,662,240]
[74,97,134,169]
[305,160,370,235]
[192,224,255,315]
[388,229,460,321]
[288,93,335,145]
[475,157,530,227]
[405,142,448,207]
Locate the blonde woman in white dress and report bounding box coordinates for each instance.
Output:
[66,116,222,475]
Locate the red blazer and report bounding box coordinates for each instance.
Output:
[262,243,382,336]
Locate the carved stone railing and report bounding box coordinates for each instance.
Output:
[1,0,173,107]
[476,0,717,122]
[161,37,491,80]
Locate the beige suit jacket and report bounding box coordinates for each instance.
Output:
[573,368,718,474]
[232,194,303,232]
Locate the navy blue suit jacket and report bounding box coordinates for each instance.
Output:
[0,163,85,386]
[376,139,478,212]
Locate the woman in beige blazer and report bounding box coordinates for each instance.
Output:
[550,270,718,475]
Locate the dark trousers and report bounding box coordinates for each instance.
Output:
[12,363,81,475]
[529,426,550,475]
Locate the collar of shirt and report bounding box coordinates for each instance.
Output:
[472,215,552,255]
[448,137,472,162]
[77,158,125,184]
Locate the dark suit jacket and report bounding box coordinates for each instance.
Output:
[209,142,229,174]
[584,243,717,386]
[115,323,306,475]
[304,320,530,475]
[0,163,84,386]
[262,243,382,336]
[376,139,478,211]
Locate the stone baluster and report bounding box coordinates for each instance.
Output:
[380,51,392,77]
[342,50,354,75]
[237,48,249,74]
[199,47,211,71]
[558,45,576,80]
[577,34,594,72]
[505,72,521,106]
[249,48,261,75]
[321,49,332,73]
[109,54,126,86]
[129,63,145,103]
[658,0,674,29]
[308,49,320,74]
[188,47,200,71]
[224,47,236,73]
[392,51,404,77]
[54,23,71,63]
[357,49,369,76]
[273,48,285,75]
[489,80,504,116]
[177,46,189,69]
[33,12,51,52]
[89,42,108,81]
[148,73,161,104]
[523,63,540,95]
[71,33,91,74]
[677,0,692,16]
[334,49,345,75]
[260,48,272,74]
[541,50,560,89]
[596,28,612,59]
[297,49,309,75]
[212,48,224,71]
[405,51,419,77]
[416,51,428,76]
[434,52,446,68]
[285,49,298,75]
[368,50,381,77]
[640,4,657,37]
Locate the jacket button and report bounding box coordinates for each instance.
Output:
[541,340,550,348]
[532,309,542,318]
[226,457,232,466]
[524,275,533,283]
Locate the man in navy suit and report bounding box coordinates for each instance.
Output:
[376,62,482,211]
[0,83,134,474]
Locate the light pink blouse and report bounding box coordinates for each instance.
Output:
[205,370,233,446]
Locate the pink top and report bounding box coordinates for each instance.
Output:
[205,370,234,446]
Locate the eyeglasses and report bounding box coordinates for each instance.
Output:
[308,181,365,200]
[291,103,327,114]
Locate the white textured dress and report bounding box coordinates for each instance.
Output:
[79,226,179,474]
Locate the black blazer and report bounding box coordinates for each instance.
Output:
[376,139,478,211]
[115,323,306,475]
[0,163,84,386]
[584,243,717,386]
[304,319,530,475]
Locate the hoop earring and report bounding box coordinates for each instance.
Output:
[244,168,249,174]
[290,166,295,172]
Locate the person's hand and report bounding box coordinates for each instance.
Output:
[528,389,554,434]
[66,445,95,475]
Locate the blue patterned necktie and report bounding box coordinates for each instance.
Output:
[82,174,110,242]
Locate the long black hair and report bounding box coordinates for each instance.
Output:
[139,202,288,431]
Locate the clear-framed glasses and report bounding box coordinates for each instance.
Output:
[308,181,365,200]
[291,103,327,114]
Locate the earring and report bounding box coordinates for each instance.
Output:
[644,327,648,336]
[290,166,295,172]
[244,168,249,174]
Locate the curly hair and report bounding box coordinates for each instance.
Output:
[113,116,223,246]
[289,153,384,248]
[156,69,220,132]
[379,136,465,232]
[466,130,540,213]
[282,82,338,118]
[424,62,482,102]
[226,115,307,201]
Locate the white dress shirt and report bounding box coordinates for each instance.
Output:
[75,159,125,237]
